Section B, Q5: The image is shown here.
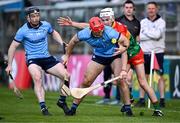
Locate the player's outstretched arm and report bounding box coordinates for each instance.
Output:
[57,16,89,29]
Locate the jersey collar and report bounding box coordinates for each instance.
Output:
[123,15,136,22]
[27,21,42,29]
[147,14,161,22]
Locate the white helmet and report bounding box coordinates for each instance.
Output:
[99,8,114,18]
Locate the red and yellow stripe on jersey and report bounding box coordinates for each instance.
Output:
[112,21,144,66]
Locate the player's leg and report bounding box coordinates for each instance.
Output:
[158,76,165,107]
[136,85,146,107]
[135,63,163,116]
[155,53,165,107]
[135,64,158,102]
[28,64,51,116]
[46,62,70,114]
[96,65,112,104]
[126,68,134,103]
[111,58,133,116]
[135,54,150,107]
[109,85,121,105]
[110,56,121,105]
[68,60,105,115]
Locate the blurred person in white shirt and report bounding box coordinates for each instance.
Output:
[138,1,166,108]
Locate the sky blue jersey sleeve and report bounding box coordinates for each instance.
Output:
[14,28,24,43]
[77,27,90,41]
[45,21,53,34]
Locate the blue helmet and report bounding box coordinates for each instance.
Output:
[25,6,40,15]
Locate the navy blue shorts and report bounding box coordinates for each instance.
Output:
[27,56,60,71]
[92,54,121,66]
[144,53,164,75]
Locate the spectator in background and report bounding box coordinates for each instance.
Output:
[116,0,140,41]
[139,1,166,108]
[116,0,141,103]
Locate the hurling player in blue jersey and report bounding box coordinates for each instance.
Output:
[5,7,71,116]
[62,17,130,116]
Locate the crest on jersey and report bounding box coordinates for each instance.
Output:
[111,38,117,44]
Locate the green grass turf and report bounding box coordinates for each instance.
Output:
[0,87,180,123]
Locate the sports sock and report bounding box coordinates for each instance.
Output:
[39,102,46,109]
[59,95,66,103]
[71,103,78,110]
[124,104,131,111]
[140,98,145,103]
[64,80,69,87]
[160,98,165,103]
[153,102,160,110]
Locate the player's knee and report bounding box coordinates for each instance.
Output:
[82,74,93,87]
[33,75,42,84]
[139,81,146,88]
[127,76,132,83]
[81,82,91,88]
[119,80,128,88]
[158,77,165,82]
[82,77,92,88]
[64,72,70,80]
[138,75,147,85]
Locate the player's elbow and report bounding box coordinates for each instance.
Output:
[52,30,59,37]
[10,40,20,49]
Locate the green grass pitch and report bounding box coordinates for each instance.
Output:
[0,87,180,123]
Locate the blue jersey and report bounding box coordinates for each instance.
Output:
[77,26,121,57]
[14,21,53,60]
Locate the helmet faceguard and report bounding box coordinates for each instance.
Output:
[89,17,104,32]
[99,8,114,19]
[25,7,40,27]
